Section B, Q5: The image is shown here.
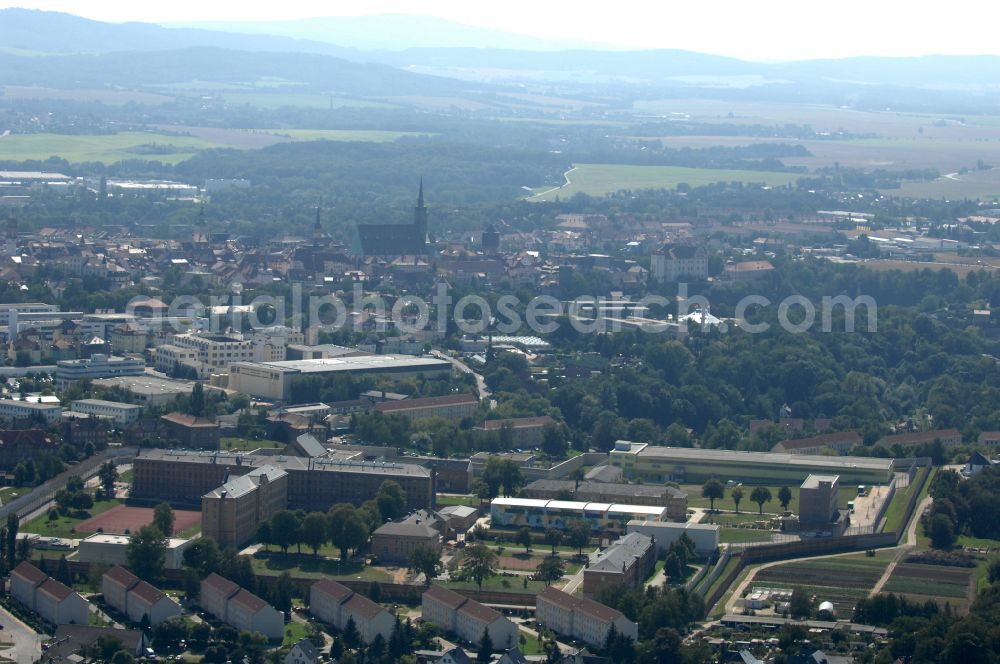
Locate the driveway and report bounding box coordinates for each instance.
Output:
[0,603,43,664]
[430,350,492,404]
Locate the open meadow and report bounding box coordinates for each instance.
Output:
[528,163,801,201]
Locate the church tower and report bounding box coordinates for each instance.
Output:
[4,212,17,257]
[313,204,324,246]
[414,178,428,241]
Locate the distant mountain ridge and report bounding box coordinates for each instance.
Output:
[3,8,1000,97]
[167,13,612,52]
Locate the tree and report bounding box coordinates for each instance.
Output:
[702,478,724,512]
[544,528,563,554]
[99,461,118,500]
[300,512,328,556]
[272,572,293,615]
[750,487,773,514]
[665,552,683,580]
[731,486,744,514]
[328,507,369,562]
[929,513,956,549]
[407,545,442,585]
[778,486,793,512]
[269,510,300,555]
[460,543,497,592]
[15,536,30,563]
[477,628,493,663]
[541,422,568,459]
[183,537,220,577]
[337,616,360,650]
[789,586,812,618]
[6,514,18,564]
[256,521,272,552]
[56,554,72,585]
[536,556,566,585]
[153,502,175,537]
[516,526,533,553]
[190,382,205,418]
[566,519,591,555]
[376,480,407,522]
[127,525,167,582]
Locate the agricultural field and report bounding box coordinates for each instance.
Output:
[0,127,433,165]
[528,163,802,201]
[0,131,223,164]
[631,98,1000,140]
[883,563,975,609]
[1,84,176,105]
[752,553,892,616]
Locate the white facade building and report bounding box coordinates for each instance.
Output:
[70,399,141,426]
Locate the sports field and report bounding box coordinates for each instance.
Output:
[528,163,801,201]
[76,505,201,536]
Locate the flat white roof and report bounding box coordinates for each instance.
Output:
[609,504,665,515]
[81,533,189,548]
[628,519,720,532]
[492,498,665,514]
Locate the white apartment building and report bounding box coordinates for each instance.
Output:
[250,326,305,363]
[535,586,637,647]
[310,580,394,645]
[165,333,254,376]
[0,399,63,424]
[55,354,145,390]
[70,399,141,426]
[650,245,709,283]
[421,585,517,649]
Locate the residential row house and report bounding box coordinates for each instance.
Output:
[10,561,90,626]
[310,580,395,645]
[535,586,637,648]
[102,565,182,626]
[200,573,284,639]
[421,585,517,649]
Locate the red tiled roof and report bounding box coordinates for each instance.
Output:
[476,416,555,431]
[375,393,476,414]
[881,429,961,445]
[343,593,387,620]
[422,584,467,610]
[129,580,166,606]
[11,561,47,586]
[202,573,239,599]
[457,598,501,624]
[312,579,353,604]
[38,577,75,601]
[103,565,139,590]
[230,589,269,613]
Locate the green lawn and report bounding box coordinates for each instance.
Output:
[442,575,545,594]
[528,163,802,201]
[250,552,391,581]
[0,486,22,504]
[436,494,479,508]
[23,497,123,539]
[719,528,775,544]
[518,629,544,655]
[221,437,284,451]
[686,483,858,515]
[282,621,310,647]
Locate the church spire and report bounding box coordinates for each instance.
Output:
[313,202,324,245]
[417,177,424,208]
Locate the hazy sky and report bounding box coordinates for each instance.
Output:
[3,0,1000,60]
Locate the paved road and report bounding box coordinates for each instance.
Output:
[0,603,43,664]
[430,350,491,404]
[869,495,933,596]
